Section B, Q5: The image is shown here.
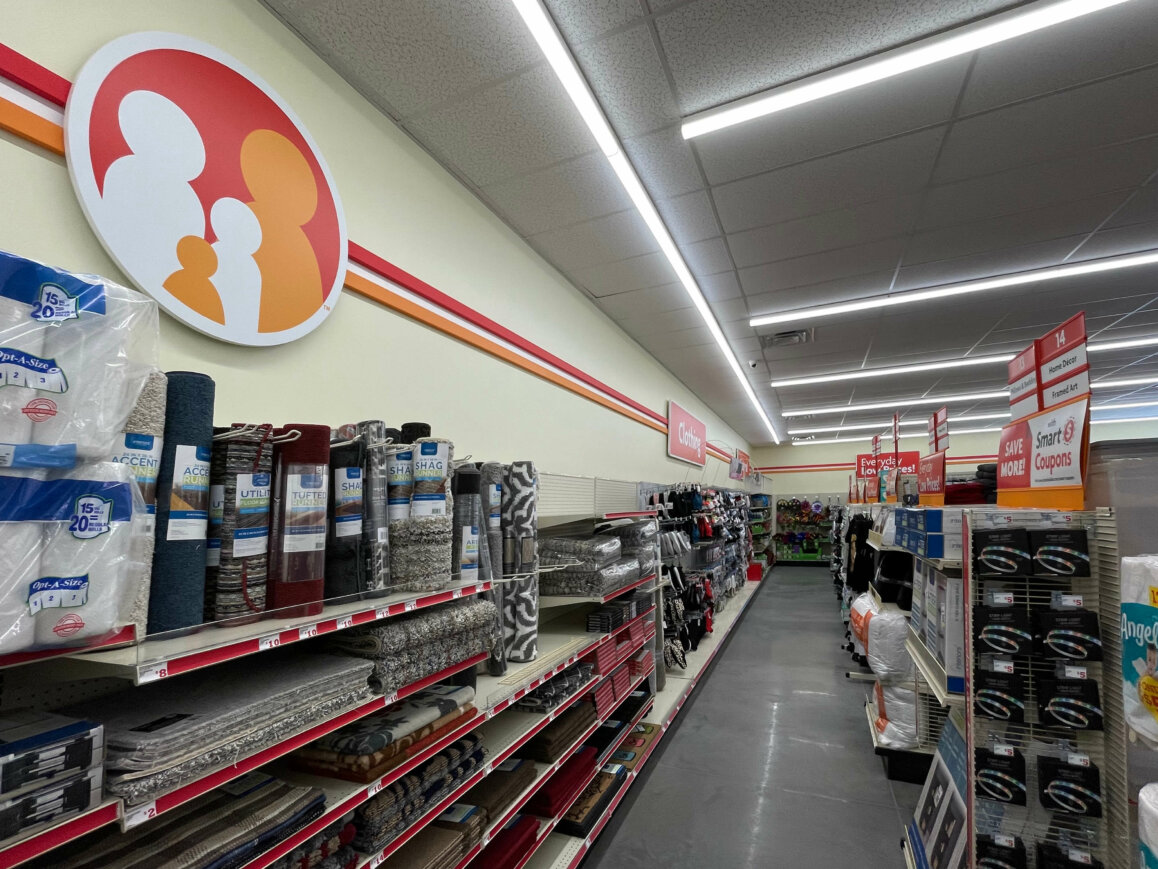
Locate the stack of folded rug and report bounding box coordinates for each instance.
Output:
[539,557,641,598]
[474,815,541,869]
[515,702,597,764]
[270,812,356,869]
[462,757,538,821]
[432,802,487,856]
[330,599,497,694]
[525,746,597,817]
[512,662,593,714]
[65,653,373,805]
[384,824,464,869]
[50,773,326,868]
[557,763,627,837]
[293,685,477,783]
[353,732,488,855]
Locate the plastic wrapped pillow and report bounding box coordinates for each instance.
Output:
[540,556,641,597]
[539,535,621,568]
[598,521,657,548]
[624,546,656,579]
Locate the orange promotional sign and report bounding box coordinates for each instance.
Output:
[65,33,347,345]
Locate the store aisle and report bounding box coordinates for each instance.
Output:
[583,566,917,868]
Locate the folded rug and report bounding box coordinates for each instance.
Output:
[52,773,324,869]
[525,746,597,817]
[539,557,641,598]
[474,815,540,869]
[310,684,474,756]
[462,757,538,820]
[516,703,597,764]
[433,802,487,854]
[384,824,463,869]
[557,765,627,838]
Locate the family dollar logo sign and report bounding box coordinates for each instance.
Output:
[64,33,348,346]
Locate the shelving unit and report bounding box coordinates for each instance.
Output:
[905,627,964,708]
[538,573,657,609]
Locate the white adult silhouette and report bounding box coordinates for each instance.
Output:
[98,90,206,295]
[208,198,263,333]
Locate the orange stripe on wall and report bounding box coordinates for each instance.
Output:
[0,96,62,154]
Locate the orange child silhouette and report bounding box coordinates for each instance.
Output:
[164,236,226,324]
[239,129,324,333]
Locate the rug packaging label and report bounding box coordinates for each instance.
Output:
[387,449,412,521]
[112,432,162,528]
[488,484,501,528]
[412,441,449,516]
[166,444,210,540]
[206,484,224,567]
[284,472,328,554]
[461,524,479,581]
[233,473,271,557]
[334,467,363,538]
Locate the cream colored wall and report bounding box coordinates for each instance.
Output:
[751,421,1157,496]
[0,0,753,485]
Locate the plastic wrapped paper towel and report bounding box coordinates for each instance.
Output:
[867,605,914,681]
[1120,557,1158,748]
[1141,782,1158,868]
[849,592,876,658]
[873,682,918,750]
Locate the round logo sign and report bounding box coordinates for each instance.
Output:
[64,33,347,346]
[21,398,58,422]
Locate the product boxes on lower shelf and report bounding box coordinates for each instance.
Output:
[0,767,103,846]
[0,711,104,801]
[925,568,965,694]
[910,560,925,636]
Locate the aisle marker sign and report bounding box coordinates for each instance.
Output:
[666,400,706,467]
[871,434,881,458]
[1036,312,1089,411]
[892,412,900,460]
[935,406,949,451]
[1008,345,1040,421]
[927,415,937,454]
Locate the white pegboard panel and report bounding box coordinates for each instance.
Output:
[0,660,126,711]
[593,478,640,516]
[538,473,596,527]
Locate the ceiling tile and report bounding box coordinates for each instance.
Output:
[919,137,1158,230]
[652,0,1017,115]
[684,237,734,276]
[707,297,751,323]
[694,56,968,186]
[959,2,1158,115]
[408,64,598,187]
[544,0,642,43]
[713,126,947,232]
[655,190,720,244]
[482,151,631,235]
[739,237,906,296]
[615,306,707,336]
[637,324,715,352]
[527,209,657,271]
[745,269,897,313]
[1106,183,1158,229]
[728,194,922,269]
[570,251,678,297]
[1071,219,1158,260]
[892,235,1086,292]
[571,24,679,139]
[267,0,542,118]
[698,270,743,301]
[935,65,1158,184]
[594,283,692,318]
[904,192,1125,266]
[622,125,705,199]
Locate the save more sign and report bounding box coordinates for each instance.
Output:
[998,396,1088,491]
[667,400,706,467]
[64,33,348,346]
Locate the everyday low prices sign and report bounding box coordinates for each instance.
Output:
[857,451,921,478]
[667,400,706,466]
[918,451,947,505]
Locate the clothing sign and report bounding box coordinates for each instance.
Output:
[64,33,348,346]
[667,400,706,466]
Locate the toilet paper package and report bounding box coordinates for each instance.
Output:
[1120,557,1158,748]
[0,462,146,655]
[873,682,918,749]
[867,605,915,680]
[1140,782,1158,868]
[0,249,158,469]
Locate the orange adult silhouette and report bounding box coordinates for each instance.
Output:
[239,129,324,332]
[164,235,226,324]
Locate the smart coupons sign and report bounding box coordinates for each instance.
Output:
[64,33,347,346]
[667,400,706,466]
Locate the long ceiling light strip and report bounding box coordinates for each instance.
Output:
[683,0,1134,139]
[510,0,781,443]
[749,249,1158,329]
[1092,399,1158,411]
[768,334,1158,388]
[782,390,1011,418]
[793,416,1154,445]
[786,411,1012,436]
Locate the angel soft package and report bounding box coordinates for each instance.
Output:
[1121,556,1158,748]
[0,462,148,654]
[0,249,158,468]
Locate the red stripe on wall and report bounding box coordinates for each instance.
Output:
[0,45,69,106]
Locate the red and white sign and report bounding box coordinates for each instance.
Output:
[997,396,1088,490]
[736,449,751,478]
[871,434,881,457]
[667,400,706,466]
[934,406,949,451]
[856,451,922,478]
[927,416,937,454]
[892,413,900,456]
[918,451,947,497]
[1008,345,1040,421]
[1035,313,1089,410]
[65,33,348,346]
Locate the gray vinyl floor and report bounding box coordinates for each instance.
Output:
[582,566,921,868]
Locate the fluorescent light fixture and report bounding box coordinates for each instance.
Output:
[770,353,1013,388]
[749,249,1158,328]
[951,426,1005,435]
[1092,375,1158,389]
[1088,336,1158,353]
[953,412,1011,423]
[790,432,929,446]
[510,0,781,443]
[1092,399,1158,411]
[787,419,928,435]
[782,390,1010,418]
[683,0,1134,139]
[1092,415,1158,425]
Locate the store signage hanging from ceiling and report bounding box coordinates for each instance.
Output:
[997,313,1090,509]
[735,449,751,478]
[856,451,921,479]
[64,33,348,346]
[666,400,706,467]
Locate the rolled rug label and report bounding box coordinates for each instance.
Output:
[111,432,163,525]
[166,444,211,541]
[387,449,413,522]
[461,525,479,581]
[487,484,501,529]
[412,441,449,516]
[334,467,363,538]
[232,473,271,557]
[284,472,328,554]
[206,483,224,567]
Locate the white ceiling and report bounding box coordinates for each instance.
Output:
[263,0,1158,444]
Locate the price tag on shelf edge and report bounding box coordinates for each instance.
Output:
[994,834,1016,849]
[1067,752,1090,767]
[452,588,463,599]
[1068,849,1092,865]
[124,800,158,828]
[383,692,398,705]
[336,615,354,630]
[993,658,1015,674]
[258,634,281,652]
[298,624,319,641]
[139,662,169,684]
[404,599,418,612]
[368,777,386,797]
[994,743,1015,757]
[1065,665,1088,680]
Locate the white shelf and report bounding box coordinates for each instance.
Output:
[904,627,963,708]
[538,573,657,608]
